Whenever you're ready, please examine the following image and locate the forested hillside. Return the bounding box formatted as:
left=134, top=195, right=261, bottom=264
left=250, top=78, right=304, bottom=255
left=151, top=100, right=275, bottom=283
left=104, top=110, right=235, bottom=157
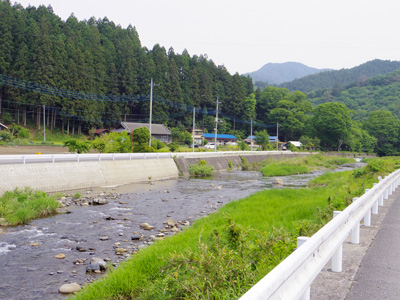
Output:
left=307, top=69, right=400, bottom=120
left=279, top=59, right=400, bottom=93
left=0, top=1, right=255, bottom=134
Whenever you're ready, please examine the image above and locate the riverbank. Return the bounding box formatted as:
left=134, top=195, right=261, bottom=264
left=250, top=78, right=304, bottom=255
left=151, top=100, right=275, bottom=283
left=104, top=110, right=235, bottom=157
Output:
left=71, top=159, right=390, bottom=299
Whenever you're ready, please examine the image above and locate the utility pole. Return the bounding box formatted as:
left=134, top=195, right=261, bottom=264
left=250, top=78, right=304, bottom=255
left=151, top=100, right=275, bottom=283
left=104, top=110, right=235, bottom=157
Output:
left=250, top=118, right=253, bottom=151
left=192, top=107, right=196, bottom=153
left=148, top=78, right=159, bottom=147
left=43, top=105, right=46, bottom=142
left=214, top=98, right=222, bottom=152
left=276, top=122, right=279, bottom=151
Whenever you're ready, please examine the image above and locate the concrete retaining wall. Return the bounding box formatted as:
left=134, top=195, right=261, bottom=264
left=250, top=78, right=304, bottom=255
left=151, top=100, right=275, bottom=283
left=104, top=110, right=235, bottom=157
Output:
left=174, top=152, right=313, bottom=176
left=0, top=159, right=179, bottom=195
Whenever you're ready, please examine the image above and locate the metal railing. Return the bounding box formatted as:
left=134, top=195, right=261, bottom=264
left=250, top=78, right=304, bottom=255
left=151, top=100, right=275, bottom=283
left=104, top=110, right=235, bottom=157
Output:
left=239, top=169, right=400, bottom=300
left=0, top=151, right=310, bottom=165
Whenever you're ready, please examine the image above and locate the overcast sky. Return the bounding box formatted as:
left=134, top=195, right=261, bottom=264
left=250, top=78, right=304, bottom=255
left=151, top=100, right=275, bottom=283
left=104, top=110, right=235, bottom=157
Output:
left=16, top=0, right=400, bottom=75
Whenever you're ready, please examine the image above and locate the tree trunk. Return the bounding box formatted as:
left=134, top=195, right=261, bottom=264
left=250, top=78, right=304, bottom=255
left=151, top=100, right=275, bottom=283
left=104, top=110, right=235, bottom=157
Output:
left=72, top=120, right=75, bottom=135
left=23, top=108, right=26, bottom=127
left=62, top=119, right=64, bottom=134
left=0, top=92, right=2, bottom=115
left=67, top=119, right=69, bottom=135
left=37, top=107, right=41, bottom=129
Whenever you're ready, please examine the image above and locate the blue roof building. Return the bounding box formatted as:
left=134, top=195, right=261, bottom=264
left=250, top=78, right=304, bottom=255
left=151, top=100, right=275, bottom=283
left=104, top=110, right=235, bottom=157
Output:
left=203, top=133, right=237, bottom=145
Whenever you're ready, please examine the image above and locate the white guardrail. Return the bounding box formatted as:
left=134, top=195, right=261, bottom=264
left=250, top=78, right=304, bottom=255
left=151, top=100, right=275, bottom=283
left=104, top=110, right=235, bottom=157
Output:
left=0, top=151, right=305, bottom=165
left=240, top=168, right=400, bottom=300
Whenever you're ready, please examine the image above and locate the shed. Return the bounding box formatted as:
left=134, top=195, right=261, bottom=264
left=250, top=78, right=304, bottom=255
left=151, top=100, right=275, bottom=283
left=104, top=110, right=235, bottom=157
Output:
left=113, top=122, right=172, bottom=143
left=94, top=129, right=110, bottom=137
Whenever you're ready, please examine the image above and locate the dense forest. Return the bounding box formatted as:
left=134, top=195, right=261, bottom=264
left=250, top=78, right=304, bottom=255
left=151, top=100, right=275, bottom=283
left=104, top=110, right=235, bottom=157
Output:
left=307, top=69, right=400, bottom=121
left=279, top=59, right=400, bottom=93
left=0, top=1, right=256, bottom=135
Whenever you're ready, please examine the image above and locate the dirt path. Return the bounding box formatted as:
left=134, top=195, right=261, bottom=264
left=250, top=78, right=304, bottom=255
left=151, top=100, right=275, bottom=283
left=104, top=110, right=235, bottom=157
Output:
left=0, top=145, right=69, bottom=155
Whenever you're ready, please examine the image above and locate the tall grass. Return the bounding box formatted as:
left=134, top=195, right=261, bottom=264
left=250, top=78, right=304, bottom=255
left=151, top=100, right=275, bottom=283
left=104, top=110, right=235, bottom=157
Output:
left=0, top=188, right=59, bottom=226
left=260, top=154, right=356, bottom=177
left=71, top=156, right=397, bottom=300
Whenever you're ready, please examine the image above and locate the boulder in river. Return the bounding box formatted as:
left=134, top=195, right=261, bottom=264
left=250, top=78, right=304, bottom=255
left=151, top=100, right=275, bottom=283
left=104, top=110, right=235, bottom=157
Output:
left=92, top=198, right=107, bottom=205
left=54, top=253, right=66, bottom=259
left=272, top=178, right=284, bottom=185
left=86, top=257, right=107, bottom=273
left=140, top=223, right=155, bottom=230
left=59, top=283, right=81, bottom=294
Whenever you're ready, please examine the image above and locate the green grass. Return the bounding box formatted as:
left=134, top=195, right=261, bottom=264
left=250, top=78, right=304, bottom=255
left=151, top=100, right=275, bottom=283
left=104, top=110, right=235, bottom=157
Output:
left=0, top=188, right=59, bottom=226
left=72, top=157, right=395, bottom=299
left=260, top=154, right=356, bottom=177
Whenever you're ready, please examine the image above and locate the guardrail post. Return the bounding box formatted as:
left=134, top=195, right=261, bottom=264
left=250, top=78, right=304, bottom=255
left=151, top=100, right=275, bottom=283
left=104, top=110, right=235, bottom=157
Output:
left=77, top=153, right=80, bottom=162
left=23, top=155, right=26, bottom=164
left=297, top=237, right=310, bottom=300
left=372, top=184, right=379, bottom=215
left=52, top=155, right=55, bottom=163
left=384, top=187, right=389, bottom=200
left=351, top=198, right=360, bottom=244
left=332, top=211, right=343, bottom=272
left=98, top=154, right=101, bottom=161
left=362, top=189, right=371, bottom=226
left=144, top=153, right=146, bottom=160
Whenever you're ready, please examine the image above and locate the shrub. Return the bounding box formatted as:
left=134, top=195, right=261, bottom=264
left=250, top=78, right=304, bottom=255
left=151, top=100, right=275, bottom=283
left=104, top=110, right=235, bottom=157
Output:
left=168, top=143, right=179, bottom=152
left=241, top=157, right=251, bottom=170
left=63, top=138, right=91, bottom=153
left=188, top=160, right=214, bottom=176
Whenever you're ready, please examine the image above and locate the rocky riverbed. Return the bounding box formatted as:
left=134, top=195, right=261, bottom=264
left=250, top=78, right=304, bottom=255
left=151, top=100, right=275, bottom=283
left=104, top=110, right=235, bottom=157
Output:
left=0, top=166, right=360, bottom=300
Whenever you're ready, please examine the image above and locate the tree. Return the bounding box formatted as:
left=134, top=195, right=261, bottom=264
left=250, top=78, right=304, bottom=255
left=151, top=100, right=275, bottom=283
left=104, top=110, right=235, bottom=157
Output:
left=255, top=130, right=270, bottom=150
left=363, top=110, right=400, bottom=156
left=132, top=127, right=150, bottom=145
left=311, top=103, right=352, bottom=151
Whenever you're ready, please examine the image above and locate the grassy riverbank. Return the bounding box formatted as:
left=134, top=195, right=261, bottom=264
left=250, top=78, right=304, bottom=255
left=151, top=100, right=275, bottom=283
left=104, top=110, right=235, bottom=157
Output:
left=260, top=154, right=356, bottom=176
left=72, top=157, right=398, bottom=299
left=0, top=188, right=59, bottom=226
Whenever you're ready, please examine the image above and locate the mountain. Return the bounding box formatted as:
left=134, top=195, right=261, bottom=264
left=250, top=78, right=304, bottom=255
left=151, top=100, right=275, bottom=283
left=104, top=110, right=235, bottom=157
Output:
left=244, top=62, right=329, bottom=85
left=307, top=68, right=400, bottom=121
left=279, top=59, right=400, bottom=93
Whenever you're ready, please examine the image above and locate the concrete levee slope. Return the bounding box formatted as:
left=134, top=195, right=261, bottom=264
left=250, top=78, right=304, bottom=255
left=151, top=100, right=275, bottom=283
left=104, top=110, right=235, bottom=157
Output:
left=0, top=159, right=179, bottom=195
left=174, top=152, right=313, bottom=176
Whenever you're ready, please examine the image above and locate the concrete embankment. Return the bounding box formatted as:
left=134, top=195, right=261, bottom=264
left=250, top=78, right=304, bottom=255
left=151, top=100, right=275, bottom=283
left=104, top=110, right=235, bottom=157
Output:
left=174, top=152, right=313, bottom=176
left=0, top=159, right=179, bottom=195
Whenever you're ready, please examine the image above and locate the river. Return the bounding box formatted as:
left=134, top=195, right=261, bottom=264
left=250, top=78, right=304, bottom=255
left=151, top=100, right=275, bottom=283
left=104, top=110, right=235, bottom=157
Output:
left=0, top=166, right=359, bottom=300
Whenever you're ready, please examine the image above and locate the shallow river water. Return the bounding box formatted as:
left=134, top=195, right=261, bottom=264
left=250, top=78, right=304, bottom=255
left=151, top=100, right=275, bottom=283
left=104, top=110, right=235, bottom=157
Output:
left=0, top=167, right=358, bottom=300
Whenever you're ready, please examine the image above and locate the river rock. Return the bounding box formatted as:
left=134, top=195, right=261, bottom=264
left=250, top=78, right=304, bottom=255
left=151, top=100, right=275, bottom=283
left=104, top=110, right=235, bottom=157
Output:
left=115, top=247, right=128, bottom=255
left=92, top=198, right=107, bottom=205
left=131, top=234, right=142, bottom=241
left=100, top=236, right=109, bottom=241
left=86, top=257, right=107, bottom=273
left=54, top=253, right=66, bottom=259
left=182, top=221, right=190, bottom=226
left=59, top=283, right=81, bottom=294
left=140, top=223, right=155, bottom=230
left=165, top=219, right=178, bottom=227
left=272, top=178, right=284, bottom=185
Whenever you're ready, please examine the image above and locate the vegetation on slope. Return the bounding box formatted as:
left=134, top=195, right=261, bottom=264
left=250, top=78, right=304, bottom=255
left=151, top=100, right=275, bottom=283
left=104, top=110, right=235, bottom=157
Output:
left=260, top=154, right=355, bottom=177
left=72, top=157, right=398, bottom=299
left=0, top=188, right=59, bottom=226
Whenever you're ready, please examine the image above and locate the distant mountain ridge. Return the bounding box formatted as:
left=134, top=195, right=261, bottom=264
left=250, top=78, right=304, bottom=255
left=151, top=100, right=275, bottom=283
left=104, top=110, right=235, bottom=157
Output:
left=244, top=62, right=330, bottom=85
left=279, top=59, right=400, bottom=92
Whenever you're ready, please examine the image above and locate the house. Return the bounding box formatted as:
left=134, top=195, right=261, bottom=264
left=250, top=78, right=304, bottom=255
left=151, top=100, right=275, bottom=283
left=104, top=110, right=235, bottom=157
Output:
left=203, top=133, right=237, bottom=145
left=112, top=122, right=172, bottom=143
left=0, top=123, right=8, bottom=131
left=283, top=141, right=303, bottom=150
left=94, top=129, right=110, bottom=137
left=187, top=127, right=204, bottom=145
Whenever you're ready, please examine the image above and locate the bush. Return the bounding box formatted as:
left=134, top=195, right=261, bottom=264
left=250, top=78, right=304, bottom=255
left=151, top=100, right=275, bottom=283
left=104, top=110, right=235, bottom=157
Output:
left=188, top=160, right=214, bottom=176
left=168, top=143, right=179, bottom=152
left=63, top=138, right=91, bottom=153
left=0, top=188, right=59, bottom=226
left=132, top=145, right=156, bottom=153
left=151, top=138, right=166, bottom=150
